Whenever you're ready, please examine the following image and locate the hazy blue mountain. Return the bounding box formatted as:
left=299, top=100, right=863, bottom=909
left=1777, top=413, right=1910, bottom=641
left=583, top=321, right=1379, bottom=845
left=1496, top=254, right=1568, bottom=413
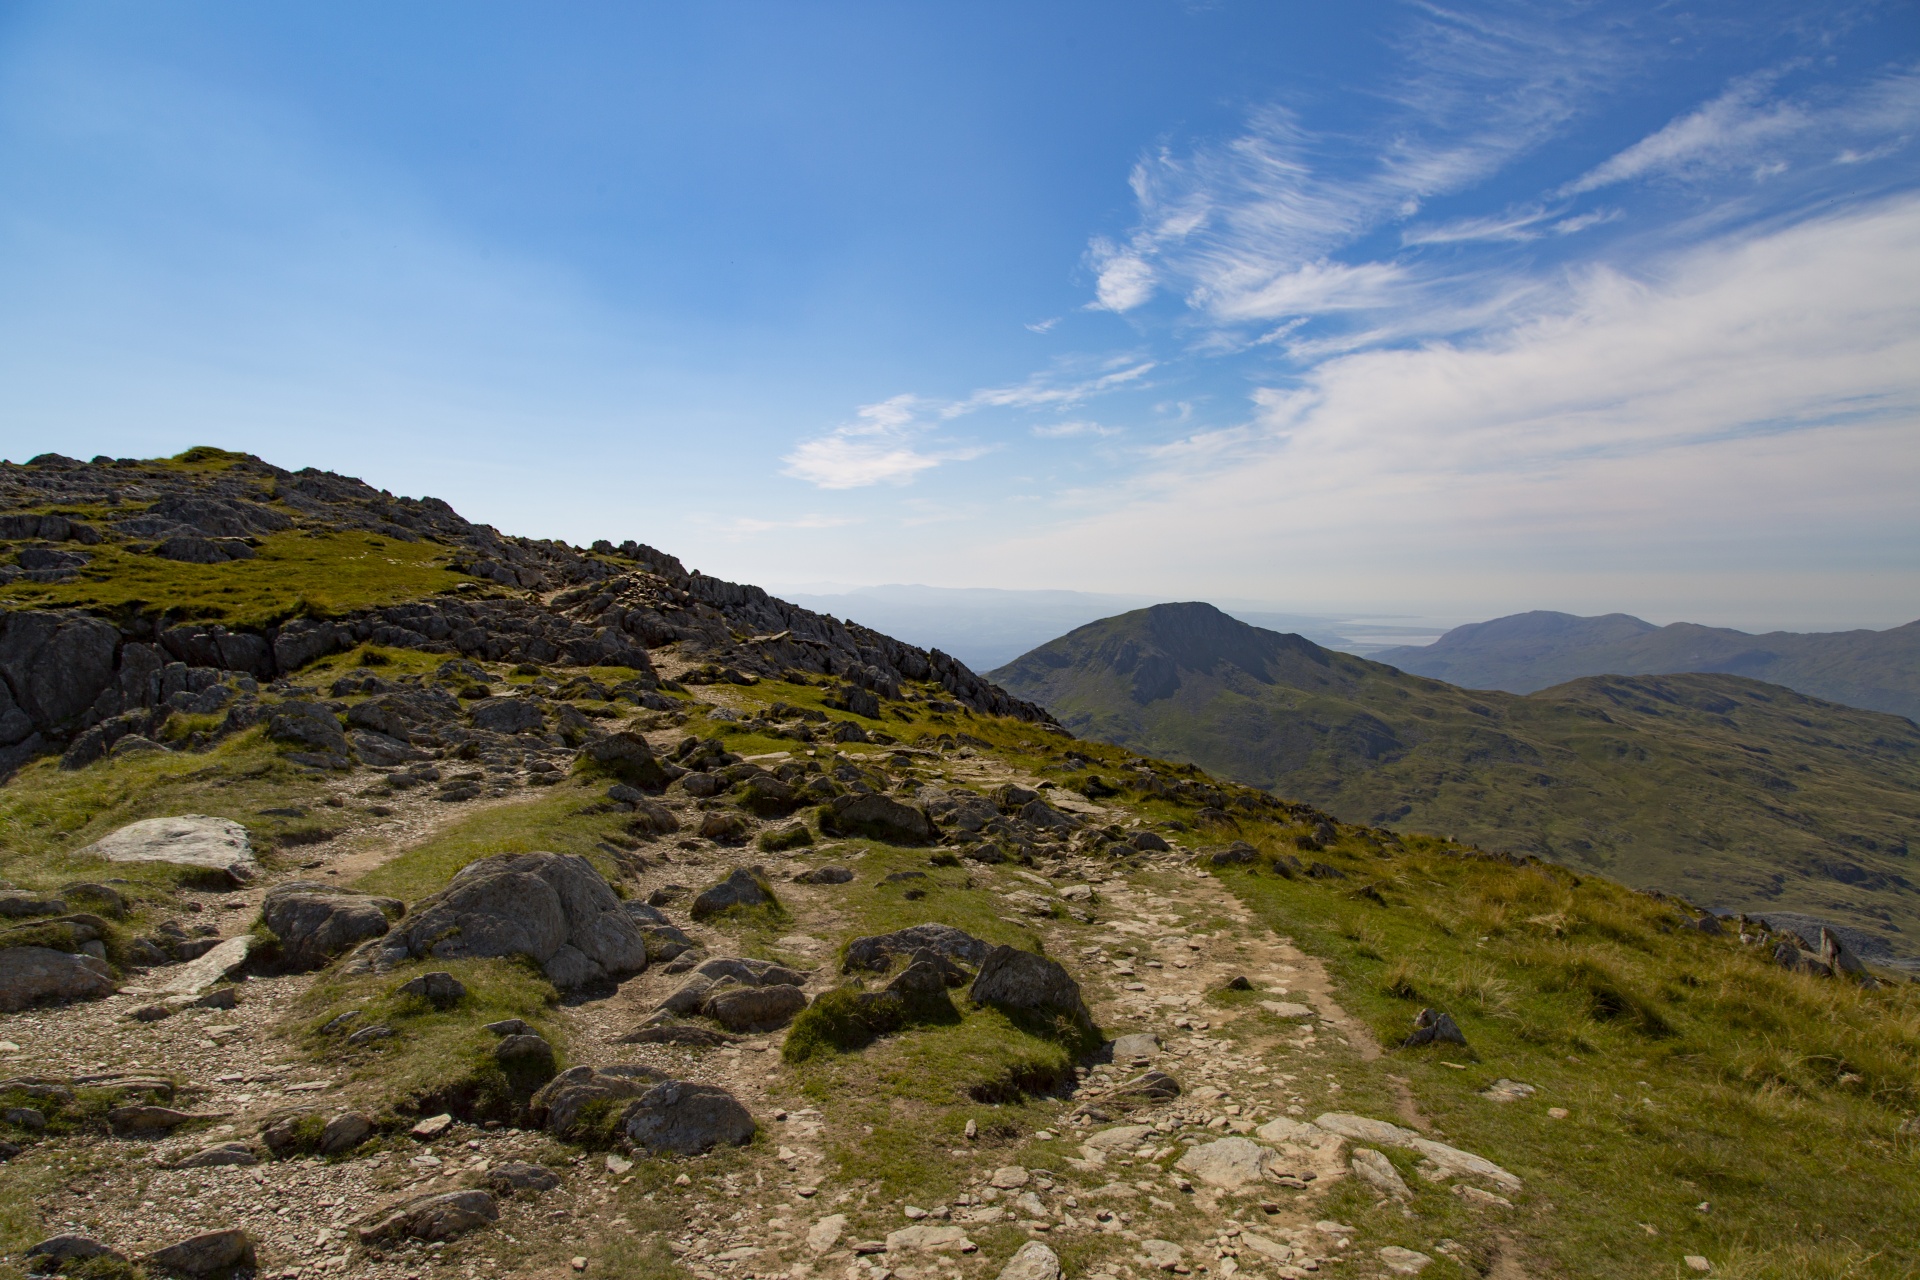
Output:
left=992, top=601, right=1920, bottom=958
left=1374, top=611, right=1920, bottom=719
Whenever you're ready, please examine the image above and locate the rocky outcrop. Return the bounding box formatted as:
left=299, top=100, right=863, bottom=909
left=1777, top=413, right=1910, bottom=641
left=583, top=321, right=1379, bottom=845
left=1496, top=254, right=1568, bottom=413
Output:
left=844, top=924, right=991, bottom=975
left=261, top=882, right=403, bottom=970
left=0, top=946, right=115, bottom=1011
left=348, top=852, right=647, bottom=988
left=820, top=793, right=936, bottom=845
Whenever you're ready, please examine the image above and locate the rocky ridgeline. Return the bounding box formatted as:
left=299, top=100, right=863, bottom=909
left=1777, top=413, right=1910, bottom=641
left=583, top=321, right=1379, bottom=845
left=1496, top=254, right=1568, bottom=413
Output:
left=0, top=450, right=1048, bottom=775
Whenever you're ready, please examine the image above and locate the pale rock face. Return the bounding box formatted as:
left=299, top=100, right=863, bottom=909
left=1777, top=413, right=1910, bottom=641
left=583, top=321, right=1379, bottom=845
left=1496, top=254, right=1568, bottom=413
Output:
left=807, top=1214, right=848, bottom=1253
left=1350, top=1147, right=1412, bottom=1199
left=995, top=1241, right=1061, bottom=1280
left=1173, top=1137, right=1273, bottom=1188
left=82, top=815, right=257, bottom=882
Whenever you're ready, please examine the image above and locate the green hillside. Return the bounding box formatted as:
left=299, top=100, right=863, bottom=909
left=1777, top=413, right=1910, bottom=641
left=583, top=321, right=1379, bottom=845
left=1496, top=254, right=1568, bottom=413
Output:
left=993, top=602, right=1920, bottom=959
left=1374, top=610, right=1920, bottom=719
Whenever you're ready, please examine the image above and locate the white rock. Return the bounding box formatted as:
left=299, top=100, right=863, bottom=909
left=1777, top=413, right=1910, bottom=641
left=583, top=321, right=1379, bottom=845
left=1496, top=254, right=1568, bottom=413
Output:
left=156, top=937, right=254, bottom=997
left=1253, top=1116, right=1323, bottom=1144
left=884, top=1225, right=973, bottom=1253
left=1313, top=1113, right=1419, bottom=1146
left=995, top=1240, right=1061, bottom=1280
left=1314, top=1113, right=1523, bottom=1191
left=82, top=815, right=257, bottom=881
left=1350, top=1148, right=1410, bottom=1200
left=990, top=1165, right=1030, bottom=1188
left=1140, top=1239, right=1183, bottom=1270
left=807, top=1214, right=847, bottom=1253
left=1378, top=1245, right=1433, bottom=1274
left=1684, top=1257, right=1712, bottom=1273
left=1238, top=1233, right=1292, bottom=1263
left=1173, top=1137, right=1271, bottom=1188
left=1407, top=1137, right=1522, bottom=1191
left=1083, top=1125, right=1154, bottom=1153
left=1259, top=1001, right=1315, bottom=1019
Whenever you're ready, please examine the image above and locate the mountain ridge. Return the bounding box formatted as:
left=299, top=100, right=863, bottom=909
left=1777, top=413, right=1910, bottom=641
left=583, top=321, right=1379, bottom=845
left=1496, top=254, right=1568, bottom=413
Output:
left=1374, top=608, right=1920, bottom=719
left=992, top=601, right=1920, bottom=957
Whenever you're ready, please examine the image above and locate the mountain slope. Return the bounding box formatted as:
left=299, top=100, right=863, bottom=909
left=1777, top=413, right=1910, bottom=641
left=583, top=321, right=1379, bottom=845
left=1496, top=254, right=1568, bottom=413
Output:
left=1, top=451, right=1917, bottom=1279
left=1374, top=609, right=1920, bottom=718
left=993, top=602, right=1920, bottom=956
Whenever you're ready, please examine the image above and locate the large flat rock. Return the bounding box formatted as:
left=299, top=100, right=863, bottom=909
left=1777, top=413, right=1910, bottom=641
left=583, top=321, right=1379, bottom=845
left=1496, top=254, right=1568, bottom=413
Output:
left=81, top=816, right=257, bottom=882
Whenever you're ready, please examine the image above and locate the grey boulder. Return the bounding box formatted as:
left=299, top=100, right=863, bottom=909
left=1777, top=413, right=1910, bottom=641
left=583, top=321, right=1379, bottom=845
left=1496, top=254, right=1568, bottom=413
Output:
left=844, top=924, right=990, bottom=975
left=0, top=946, right=114, bottom=1012
left=969, top=945, right=1091, bottom=1027
left=529, top=1064, right=668, bottom=1137
left=261, top=882, right=403, bottom=970
left=690, top=867, right=778, bottom=920
left=26, top=1234, right=122, bottom=1269
left=623, top=1079, right=756, bottom=1155
left=350, top=852, right=648, bottom=988
left=471, top=698, right=546, bottom=735
left=703, top=983, right=808, bottom=1033
left=821, top=793, right=935, bottom=845
left=356, top=1190, right=498, bottom=1243
left=146, top=1228, right=255, bottom=1275
left=0, top=610, right=118, bottom=730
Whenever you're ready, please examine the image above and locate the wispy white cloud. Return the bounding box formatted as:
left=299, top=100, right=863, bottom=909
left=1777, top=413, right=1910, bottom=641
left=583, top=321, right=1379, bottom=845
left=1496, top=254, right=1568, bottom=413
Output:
left=1086, top=6, right=1634, bottom=328
left=781, top=395, right=989, bottom=489
left=1031, top=420, right=1119, bottom=439
left=1563, top=63, right=1920, bottom=194
left=1024, top=316, right=1060, bottom=334
left=981, top=196, right=1920, bottom=608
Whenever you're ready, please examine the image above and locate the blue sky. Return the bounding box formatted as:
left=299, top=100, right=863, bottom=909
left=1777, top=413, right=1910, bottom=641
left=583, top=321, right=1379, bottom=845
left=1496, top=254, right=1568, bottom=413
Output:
left=2, top=1, right=1916, bottom=629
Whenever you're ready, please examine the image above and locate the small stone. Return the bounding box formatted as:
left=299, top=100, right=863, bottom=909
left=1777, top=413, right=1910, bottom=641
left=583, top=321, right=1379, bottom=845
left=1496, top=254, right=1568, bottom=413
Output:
left=904, top=1205, right=929, bottom=1220
left=1547, top=1107, right=1569, bottom=1119
left=318, top=1111, right=374, bottom=1156
left=397, top=971, right=467, bottom=1008
left=606, top=1154, right=634, bottom=1175
left=1378, top=1246, right=1433, bottom=1274
left=991, top=1166, right=1030, bottom=1189
left=484, top=1018, right=534, bottom=1037
left=674, top=1173, right=692, bottom=1185
left=1478, top=1079, right=1536, bottom=1103
left=346, top=1024, right=394, bottom=1046
left=1402, top=1008, right=1467, bottom=1048
left=572, top=1256, right=589, bottom=1271
left=964, top=1119, right=978, bottom=1140
left=1685, top=1259, right=1712, bottom=1273
left=411, top=1113, right=455, bottom=1140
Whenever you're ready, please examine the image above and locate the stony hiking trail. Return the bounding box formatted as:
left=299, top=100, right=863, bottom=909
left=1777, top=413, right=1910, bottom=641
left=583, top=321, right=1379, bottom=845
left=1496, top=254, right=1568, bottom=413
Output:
left=2, top=691, right=1540, bottom=1280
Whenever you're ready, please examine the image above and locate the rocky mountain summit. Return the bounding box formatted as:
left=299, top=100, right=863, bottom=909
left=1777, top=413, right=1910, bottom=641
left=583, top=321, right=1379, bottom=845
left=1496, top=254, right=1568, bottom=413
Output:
left=0, top=448, right=1046, bottom=777
left=0, top=449, right=1913, bottom=1280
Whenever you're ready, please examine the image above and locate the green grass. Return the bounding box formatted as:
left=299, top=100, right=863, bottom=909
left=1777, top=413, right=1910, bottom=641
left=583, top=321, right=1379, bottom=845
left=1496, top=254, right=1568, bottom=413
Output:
left=347, top=779, right=636, bottom=901
left=1199, top=824, right=1920, bottom=1279
left=0, top=527, right=483, bottom=627
left=0, top=728, right=339, bottom=895
left=293, top=954, right=563, bottom=1123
